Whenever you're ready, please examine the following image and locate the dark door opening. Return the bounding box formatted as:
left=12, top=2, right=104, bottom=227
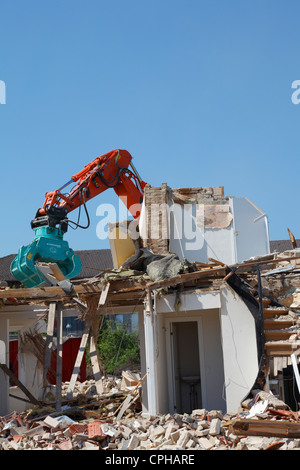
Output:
left=171, top=321, right=202, bottom=414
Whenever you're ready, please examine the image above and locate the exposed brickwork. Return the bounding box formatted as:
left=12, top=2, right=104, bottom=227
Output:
left=141, top=183, right=227, bottom=254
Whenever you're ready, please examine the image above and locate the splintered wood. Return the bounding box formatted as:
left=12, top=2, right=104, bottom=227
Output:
left=67, top=295, right=104, bottom=399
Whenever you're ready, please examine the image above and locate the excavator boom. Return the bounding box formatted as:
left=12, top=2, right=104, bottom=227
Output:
left=11, top=149, right=147, bottom=287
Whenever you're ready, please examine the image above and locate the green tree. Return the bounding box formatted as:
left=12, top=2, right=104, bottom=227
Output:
left=97, top=319, right=140, bottom=375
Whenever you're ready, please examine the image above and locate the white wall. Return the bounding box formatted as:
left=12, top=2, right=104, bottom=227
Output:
left=154, top=291, right=226, bottom=414
left=230, top=197, right=270, bottom=262
left=140, top=287, right=260, bottom=416
left=220, top=285, right=259, bottom=413
left=0, top=318, right=9, bottom=415
left=167, top=197, right=269, bottom=265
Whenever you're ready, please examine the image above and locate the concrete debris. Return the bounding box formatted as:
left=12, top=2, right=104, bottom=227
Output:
left=1, top=387, right=300, bottom=450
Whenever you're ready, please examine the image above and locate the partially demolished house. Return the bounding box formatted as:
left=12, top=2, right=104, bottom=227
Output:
left=0, top=183, right=300, bottom=424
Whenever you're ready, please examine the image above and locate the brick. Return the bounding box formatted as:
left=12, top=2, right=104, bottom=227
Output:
left=139, top=439, right=153, bottom=450
left=88, top=421, right=105, bottom=439
left=186, top=439, right=196, bottom=449
left=41, top=432, right=53, bottom=440
left=198, top=437, right=214, bottom=450
left=170, top=430, right=181, bottom=443
left=150, top=425, right=165, bottom=438
left=68, top=423, right=88, bottom=435
left=165, top=422, right=177, bottom=440
left=24, top=425, right=45, bottom=437
left=43, top=416, right=61, bottom=428
left=82, top=441, right=100, bottom=450
left=57, top=438, right=73, bottom=450
left=127, top=434, right=140, bottom=450
left=209, top=418, right=222, bottom=436
left=177, top=430, right=191, bottom=449
left=195, top=428, right=209, bottom=437
left=8, top=440, right=20, bottom=450
left=120, top=425, right=132, bottom=440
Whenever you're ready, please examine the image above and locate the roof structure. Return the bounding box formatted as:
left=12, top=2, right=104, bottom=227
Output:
left=0, top=240, right=296, bottom=284
left=270, top=239, right=299, bottom=253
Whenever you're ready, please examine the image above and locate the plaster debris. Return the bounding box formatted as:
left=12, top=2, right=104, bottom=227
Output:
left=1, top=388, right=300, bottom=450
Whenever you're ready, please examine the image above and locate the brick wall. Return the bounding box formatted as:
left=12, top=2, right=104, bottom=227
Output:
left=141, top=184, right=227, bottom=254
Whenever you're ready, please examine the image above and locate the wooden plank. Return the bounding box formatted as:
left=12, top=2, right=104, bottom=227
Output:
left=230, top=418, right=300, bottom=438
left=43, top=302, right=56, bottom=389
left=288, top=228, right=297, bottom=249
left=116, top=395, right=132, bottom=420
left=233, top=255, right=300, bottom=271
left=3, top=254, right=300, bottom=302
left=147, top=265, right=227, bottom=291
left=264, top=320, right=295, bottom=330
left=56, top=302, right=63, bottom=412
left=263, top=308, right=289, bottom=319
left=265, top=341, right=300, bottom=356
left=98, top=282, right=110, bottom=306
left=0, top=363, right=40, bottom=406
left=115, top=373, right=147, bottom=419
left=89, top=330, right=103, bottom=396
left=47, top=263, right=67, bottom=281
left=0, top=278, right=147, bottom=301
left=66, top=322, right=90, bottom=399
left=208, top=258, right=227, bottom=266
left=264, top=331, right=294, bottom=341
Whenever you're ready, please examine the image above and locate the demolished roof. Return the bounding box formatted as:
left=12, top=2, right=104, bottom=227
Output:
left=0, top=249, right=113, bottom=284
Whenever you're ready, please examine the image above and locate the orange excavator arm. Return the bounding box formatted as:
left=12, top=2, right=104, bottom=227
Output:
left=33, top=149, right=147, bottom=232
left=11, top=149, right=148, bottom=288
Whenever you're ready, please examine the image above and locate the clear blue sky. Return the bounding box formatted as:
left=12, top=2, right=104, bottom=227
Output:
left=0, top=0, right=299, bottom=258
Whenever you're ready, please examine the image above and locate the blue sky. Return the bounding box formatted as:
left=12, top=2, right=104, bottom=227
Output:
left=0, top=0, right=300, bottom=258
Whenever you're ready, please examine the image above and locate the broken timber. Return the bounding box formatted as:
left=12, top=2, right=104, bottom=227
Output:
left=2, top=254, right=299, bottom=303
left=43, top=302, right=56, bottom=389
left=230, top=418, right=300, bottom=439
left=0, top=364, right=40, bottom=406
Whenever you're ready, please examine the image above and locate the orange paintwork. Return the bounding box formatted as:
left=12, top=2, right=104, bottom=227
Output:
left=39, top=149, right=146, bottom=219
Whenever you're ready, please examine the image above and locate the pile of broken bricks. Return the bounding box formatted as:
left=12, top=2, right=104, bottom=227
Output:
left=1, top=388, right=300, bottom=450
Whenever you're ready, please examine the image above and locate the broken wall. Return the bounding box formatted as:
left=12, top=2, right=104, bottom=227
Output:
left=139, top=184, right=270, bottom=265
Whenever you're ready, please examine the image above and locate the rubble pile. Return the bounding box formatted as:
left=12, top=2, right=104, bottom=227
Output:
left=1, top=387, right=300, bottom=450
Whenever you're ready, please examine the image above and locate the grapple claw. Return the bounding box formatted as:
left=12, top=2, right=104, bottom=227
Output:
left=11, top=226, right=81, bottom=288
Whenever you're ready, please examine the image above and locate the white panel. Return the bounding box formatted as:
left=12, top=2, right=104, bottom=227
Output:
left=231, top=197, right=270, bottom=262
left=144, top=300, right=158, bottom=417
left=156, top=291, right=221, bottom=313
left=168, top=202, right=235, bottom=265
left=0, top=318, right=9, bottom=415
left=220, top=285, right=259, bottom=413
left=168, top=197, right=269, bottom=266
left=0, top=340, right=5, bottom=364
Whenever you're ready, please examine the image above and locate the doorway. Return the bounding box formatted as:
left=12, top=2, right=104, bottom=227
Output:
left=169, top=320, right=202, bottom=414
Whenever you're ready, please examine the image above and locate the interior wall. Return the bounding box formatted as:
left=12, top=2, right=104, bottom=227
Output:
left=230, top=197, right=270, bottom=262
left=154, top=197, right=269, bottom=265
left=168, top=202, right=235, bottom=265
left=220, top=285, right=259, bottom=413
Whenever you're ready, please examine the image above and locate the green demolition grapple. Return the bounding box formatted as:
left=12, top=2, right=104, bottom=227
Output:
left=11, top=207, right=82, bottom=288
